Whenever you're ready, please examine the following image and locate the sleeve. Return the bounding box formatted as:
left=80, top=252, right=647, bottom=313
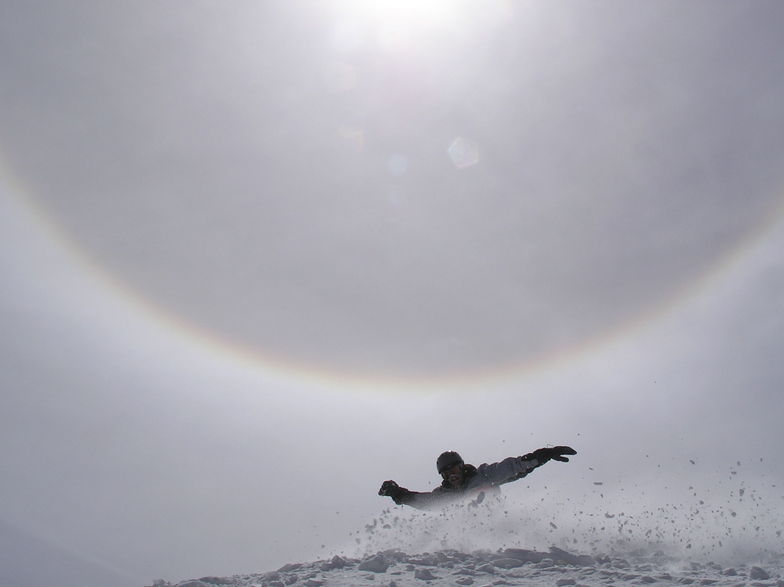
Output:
left=392, top=487, right=454, bottom=510
left=475, top=456, right=541, bottom=486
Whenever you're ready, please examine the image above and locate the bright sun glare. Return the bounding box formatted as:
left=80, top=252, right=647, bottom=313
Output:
left=341, top=0, right=455, bottom=24
left=329, top=0, right=516, bottom=54
left=331, top=0, right=473, bottom=48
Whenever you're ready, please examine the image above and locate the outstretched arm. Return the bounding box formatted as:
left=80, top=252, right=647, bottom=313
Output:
left=478, top=446, right=577, bottom=485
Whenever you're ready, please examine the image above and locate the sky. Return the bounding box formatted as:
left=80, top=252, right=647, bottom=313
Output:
left=1, top=1, right=784, bottom=586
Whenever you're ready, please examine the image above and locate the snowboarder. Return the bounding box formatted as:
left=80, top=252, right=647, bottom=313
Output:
left=378, top=446, right=576, bottom=510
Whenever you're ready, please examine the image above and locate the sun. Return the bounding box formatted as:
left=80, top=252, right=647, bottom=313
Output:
left=334, top=0, right=455, bottom=23
left=329, top=0, right=472, bottom=51
left=360, top=0, right=455, bottom=24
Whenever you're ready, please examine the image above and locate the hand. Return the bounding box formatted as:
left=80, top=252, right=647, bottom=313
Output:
left=548, top=446, right=577, bottom=462
left=538, top=446, right=577, bottom=462
left=525, top=446, right=577, bottom=464
left=379, top=480, right=400, bottom=497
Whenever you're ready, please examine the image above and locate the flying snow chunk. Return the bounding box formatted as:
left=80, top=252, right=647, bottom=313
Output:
left=448, top=136, right=480, bottom=168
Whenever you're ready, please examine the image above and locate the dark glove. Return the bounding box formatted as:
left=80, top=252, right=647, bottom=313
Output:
left=379, top=480, right=413, bottom=505
left=379, top=480, right=402, bottom=498
left=524, top=446, right=577, bottom=465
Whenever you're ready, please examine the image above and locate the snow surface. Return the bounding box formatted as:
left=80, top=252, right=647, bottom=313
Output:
left=154, top=469, right=784, bottom=587
left=149, top=547, right=784, bottom=587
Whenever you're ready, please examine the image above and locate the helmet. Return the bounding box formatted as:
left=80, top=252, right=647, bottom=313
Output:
left=436, top=451, right=464, bottom=474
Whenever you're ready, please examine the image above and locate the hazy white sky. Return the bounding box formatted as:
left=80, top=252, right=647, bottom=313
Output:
left=1, top=2, right=784, bottom=586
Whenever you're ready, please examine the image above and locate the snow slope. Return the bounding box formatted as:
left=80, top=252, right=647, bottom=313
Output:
left=148, top=546, right=784, bottom=587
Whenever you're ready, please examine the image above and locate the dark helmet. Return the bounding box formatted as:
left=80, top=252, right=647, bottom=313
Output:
left=436, top=451, right=464, bottom=474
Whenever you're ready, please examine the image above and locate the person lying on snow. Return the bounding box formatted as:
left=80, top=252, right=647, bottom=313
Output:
left=378, top=447, right=576, bottom=510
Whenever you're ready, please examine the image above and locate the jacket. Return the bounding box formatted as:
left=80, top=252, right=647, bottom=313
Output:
left=392, top=455, right=541, bottom=510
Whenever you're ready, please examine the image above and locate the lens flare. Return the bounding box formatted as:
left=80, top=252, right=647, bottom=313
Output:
left=448, top=136, right=480, bottom=169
